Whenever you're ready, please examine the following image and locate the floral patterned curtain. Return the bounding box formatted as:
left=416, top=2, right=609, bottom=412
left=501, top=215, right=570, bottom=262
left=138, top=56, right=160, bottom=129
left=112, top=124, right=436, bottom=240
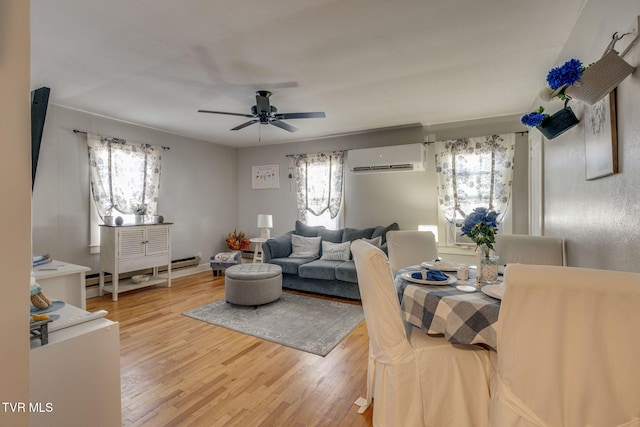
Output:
left=292, top=151, right=345, bottom=220
left=87, top=133, right=162, bottom=219
left=434, top=133, right=515, bottom=223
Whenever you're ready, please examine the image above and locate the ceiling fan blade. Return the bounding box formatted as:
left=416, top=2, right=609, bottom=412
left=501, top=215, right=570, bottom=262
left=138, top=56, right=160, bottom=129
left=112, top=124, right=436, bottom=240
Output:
left=275, top=112, right=326, bottom=120
left=231, top=120, right=259, bottom=130
left=198, top=109, right=254, bottom=118
left=270, top=119, right=299, bottom=133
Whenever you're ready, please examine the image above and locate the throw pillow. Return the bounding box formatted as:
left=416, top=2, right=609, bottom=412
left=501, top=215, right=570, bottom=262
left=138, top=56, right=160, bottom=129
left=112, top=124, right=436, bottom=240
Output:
left=320, top=241, right=351, bottom=261
left=289, top=234, right=321, bottom=258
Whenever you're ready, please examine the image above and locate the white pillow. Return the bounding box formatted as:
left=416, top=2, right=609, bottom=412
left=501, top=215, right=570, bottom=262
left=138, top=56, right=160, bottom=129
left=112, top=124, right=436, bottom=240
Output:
left=289, top=234, right=321, bottom=258
left=320, top=241, right=351, bottom=261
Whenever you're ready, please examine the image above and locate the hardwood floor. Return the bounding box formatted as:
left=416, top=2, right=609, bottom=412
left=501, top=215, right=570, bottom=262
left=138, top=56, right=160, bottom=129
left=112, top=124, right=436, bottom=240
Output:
left=86, top=271, right=373, bottom=426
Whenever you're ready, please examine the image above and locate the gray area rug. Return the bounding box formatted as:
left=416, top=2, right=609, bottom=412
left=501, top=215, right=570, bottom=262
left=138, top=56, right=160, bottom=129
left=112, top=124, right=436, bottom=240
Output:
left=183, top=293, right=364, bottom=356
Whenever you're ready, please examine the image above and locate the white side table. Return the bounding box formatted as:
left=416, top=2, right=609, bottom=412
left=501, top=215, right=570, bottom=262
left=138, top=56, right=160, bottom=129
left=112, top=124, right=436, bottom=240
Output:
left=249, top=238, right=267, bottom=263
left=33, top=260, right=91, bottom=310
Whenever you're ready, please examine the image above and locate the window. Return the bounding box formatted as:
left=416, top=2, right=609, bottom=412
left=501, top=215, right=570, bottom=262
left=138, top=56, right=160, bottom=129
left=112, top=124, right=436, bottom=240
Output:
left=87, top=133, right=162, bottom=252
left=434, top=134, right=515, bottom=245
left=291, top=151, right=345, bottom=229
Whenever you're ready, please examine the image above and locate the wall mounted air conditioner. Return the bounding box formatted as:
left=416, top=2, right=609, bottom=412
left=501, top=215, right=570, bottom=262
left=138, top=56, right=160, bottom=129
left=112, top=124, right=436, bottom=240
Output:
left=348, top=143, right=427, bottom=173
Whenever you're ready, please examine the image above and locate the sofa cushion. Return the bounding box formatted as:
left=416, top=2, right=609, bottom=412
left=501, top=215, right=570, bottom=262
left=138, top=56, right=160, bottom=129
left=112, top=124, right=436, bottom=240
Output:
left=318, top=227, right=344, bottom=243
left=320, top=241, right=351, bottom=261
left=298, top=259, right=342, bottom=281
left=269, top=257, right=314, bottom=275
left=371, top=222, right=400, bottom=245
left=290, top=234, right=321, bottom=258
left=265, top=231, right=293, bottom=259
left=295, top=220, right=324, bottom=237
left=342, top=227, right=375, bottom=243
left=335, top=261, right=358, bottom=283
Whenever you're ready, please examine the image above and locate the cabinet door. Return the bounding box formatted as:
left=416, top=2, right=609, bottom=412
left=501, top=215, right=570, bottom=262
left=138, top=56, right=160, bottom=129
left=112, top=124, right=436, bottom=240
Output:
left=118, top=227, right=146, bottom=259
left=146, top=226, right=169, bottom=255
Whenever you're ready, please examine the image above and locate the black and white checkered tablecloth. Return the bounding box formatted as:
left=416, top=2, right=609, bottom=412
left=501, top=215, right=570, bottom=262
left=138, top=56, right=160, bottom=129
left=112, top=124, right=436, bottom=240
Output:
left=395, top=266, right=501, bottom=350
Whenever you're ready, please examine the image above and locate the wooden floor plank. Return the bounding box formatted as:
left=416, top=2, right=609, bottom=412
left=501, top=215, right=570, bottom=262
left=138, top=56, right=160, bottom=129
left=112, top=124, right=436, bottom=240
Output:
left=87, top=271, right=373, bottom=426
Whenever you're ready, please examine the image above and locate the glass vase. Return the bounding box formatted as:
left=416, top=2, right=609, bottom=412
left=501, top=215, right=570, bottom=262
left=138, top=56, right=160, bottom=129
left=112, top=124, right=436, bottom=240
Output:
left=479, top=254, right=499, bottom=284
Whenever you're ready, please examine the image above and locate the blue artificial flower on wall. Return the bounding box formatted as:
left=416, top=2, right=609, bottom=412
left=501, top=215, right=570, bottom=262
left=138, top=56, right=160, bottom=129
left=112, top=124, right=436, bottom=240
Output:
left=546, top=58, right=584, bottom=90
left=521, top=107, right=548, bottom=127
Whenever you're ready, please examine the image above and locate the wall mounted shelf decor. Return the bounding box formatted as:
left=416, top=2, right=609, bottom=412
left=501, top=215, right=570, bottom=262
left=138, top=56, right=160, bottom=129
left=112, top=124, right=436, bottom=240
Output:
left=537, top=106, right=580, bottom=140
left=564, top=50, right=634, bottom=105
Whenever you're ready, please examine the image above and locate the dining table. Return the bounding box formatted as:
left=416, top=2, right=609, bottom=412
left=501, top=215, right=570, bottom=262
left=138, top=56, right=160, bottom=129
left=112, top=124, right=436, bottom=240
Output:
left=394, top=264, right=502, bottom=350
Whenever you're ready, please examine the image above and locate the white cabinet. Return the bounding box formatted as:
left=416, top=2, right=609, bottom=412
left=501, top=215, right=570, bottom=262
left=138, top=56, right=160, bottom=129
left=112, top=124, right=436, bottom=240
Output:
left=30, top=305, right=121, bottom=426
left=99, top=223, right=172, bottom=301
left=33, top=261, right=91, bottom=309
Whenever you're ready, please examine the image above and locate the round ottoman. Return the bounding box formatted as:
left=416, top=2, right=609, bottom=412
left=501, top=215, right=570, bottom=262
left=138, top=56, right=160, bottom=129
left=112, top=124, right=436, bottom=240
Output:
left=225, top=263, right=282, bottom=306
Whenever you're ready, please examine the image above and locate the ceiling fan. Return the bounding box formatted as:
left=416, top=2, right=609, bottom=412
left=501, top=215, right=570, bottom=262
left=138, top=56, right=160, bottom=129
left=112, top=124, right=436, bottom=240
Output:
left=198, top=90, right=325, bottom=133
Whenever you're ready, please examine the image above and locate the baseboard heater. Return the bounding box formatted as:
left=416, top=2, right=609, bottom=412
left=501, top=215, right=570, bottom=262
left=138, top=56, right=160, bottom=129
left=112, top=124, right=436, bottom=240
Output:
left=85, top=255, right=201, bottom=287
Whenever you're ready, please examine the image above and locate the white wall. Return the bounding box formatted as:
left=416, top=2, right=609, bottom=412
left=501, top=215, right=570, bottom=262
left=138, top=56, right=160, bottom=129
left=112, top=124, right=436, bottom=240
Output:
left=542, top=0, right=640, bottom=272
left=236, top=118, right=529, bottom=253
left=0, top=1, right=31, bottom=424
left=31, top=105, right=239, bottom=273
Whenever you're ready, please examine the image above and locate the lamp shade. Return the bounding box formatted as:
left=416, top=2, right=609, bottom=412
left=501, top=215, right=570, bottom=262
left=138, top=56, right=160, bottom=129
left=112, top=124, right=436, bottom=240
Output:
left=258, top=214, right=273, bottom=239
left=257, top=214, right=273, bottom=228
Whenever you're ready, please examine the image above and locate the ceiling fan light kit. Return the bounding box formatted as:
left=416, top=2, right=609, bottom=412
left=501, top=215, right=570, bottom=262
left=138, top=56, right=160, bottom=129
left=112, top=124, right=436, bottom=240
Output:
left=198, top=90, right=325, bottom=133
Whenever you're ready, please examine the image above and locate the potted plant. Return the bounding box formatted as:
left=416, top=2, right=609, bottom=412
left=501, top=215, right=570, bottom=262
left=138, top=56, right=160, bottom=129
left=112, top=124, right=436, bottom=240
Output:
left=521, top=103, right=580, bottom=140
left=521, top=58, right=584, bottom=139
left=225, top=229, right=251, bottom=251
left=460, top=207, right=500, bottom=284
left=133, top=204, right=148, bottom=224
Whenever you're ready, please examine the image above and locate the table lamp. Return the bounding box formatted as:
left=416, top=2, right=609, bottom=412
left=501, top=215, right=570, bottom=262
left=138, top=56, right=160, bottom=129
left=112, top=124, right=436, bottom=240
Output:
left=257, top=214, right=273, bottom=239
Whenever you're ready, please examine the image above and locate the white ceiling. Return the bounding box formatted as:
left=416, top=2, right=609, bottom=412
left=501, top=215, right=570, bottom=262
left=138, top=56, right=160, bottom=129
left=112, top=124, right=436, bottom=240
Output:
left=31, top=0, right=587, bottom=147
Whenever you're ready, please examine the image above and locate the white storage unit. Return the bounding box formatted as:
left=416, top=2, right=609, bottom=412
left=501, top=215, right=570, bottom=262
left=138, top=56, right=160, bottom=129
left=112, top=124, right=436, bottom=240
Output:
left=99, top=223, right=172, bottom=301
left=30, top=304, right=121, bottom=427
left=33, top=261, right=91, bottom=309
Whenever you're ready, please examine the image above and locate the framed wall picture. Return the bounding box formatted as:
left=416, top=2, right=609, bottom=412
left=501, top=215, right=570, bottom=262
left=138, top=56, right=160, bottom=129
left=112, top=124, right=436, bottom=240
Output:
left=584, top=89, right=618, bottom=180
left=252, top=164, right=280, bottom=189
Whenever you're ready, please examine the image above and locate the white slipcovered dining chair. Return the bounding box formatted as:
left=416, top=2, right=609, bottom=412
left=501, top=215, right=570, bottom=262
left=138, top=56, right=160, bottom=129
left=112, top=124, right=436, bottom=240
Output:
left=491, top=264, right=640, bottom=426
left=386, top=230, right=438, bottom=275
left=493, top=234, right=566, bottom=266
left=351, top=240, right=494, bottom=427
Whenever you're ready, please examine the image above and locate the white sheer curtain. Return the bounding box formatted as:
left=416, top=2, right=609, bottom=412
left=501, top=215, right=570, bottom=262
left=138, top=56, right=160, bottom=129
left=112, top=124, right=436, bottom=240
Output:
left=434, top=133, right=515, bottom=224
left=88, top=133, right=162, bottom=219
left=292, top=151, right=345, bottom=225
left=87, top=133, right=162, bottom=251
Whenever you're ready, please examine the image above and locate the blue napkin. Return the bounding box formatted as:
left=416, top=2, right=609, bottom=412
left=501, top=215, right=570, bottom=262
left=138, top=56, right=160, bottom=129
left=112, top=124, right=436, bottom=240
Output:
left=427, top=269, right=449, bottom=281
left=411, top=269, right=448, bottom=281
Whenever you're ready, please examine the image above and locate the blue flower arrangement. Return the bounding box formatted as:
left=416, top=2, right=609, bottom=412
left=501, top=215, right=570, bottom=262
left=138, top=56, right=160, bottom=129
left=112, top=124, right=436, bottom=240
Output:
left=461, top=207, right=499, bottom=255
left=546, top=58, right=584, bottom=90
left=521, top=106, right=548, bottom=127
left=522, top=58, right=586, bottom=127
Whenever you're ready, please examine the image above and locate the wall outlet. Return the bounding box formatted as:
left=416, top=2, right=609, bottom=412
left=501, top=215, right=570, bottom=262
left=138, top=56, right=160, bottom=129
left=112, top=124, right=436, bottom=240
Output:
left=196, top=252, right=202, bottom=259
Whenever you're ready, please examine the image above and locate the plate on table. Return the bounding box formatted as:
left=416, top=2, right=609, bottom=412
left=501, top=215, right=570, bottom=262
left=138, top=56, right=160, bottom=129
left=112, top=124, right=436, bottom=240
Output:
left=401, top=271, right=457, bottom=286
left=481, top=284, right=505, bottom=300
left=420, top=261, right=460, bottom=272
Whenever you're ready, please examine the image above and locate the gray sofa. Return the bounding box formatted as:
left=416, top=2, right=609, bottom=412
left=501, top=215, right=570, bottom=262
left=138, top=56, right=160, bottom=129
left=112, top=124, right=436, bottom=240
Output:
left=262, top=220, right=399, bottom=300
